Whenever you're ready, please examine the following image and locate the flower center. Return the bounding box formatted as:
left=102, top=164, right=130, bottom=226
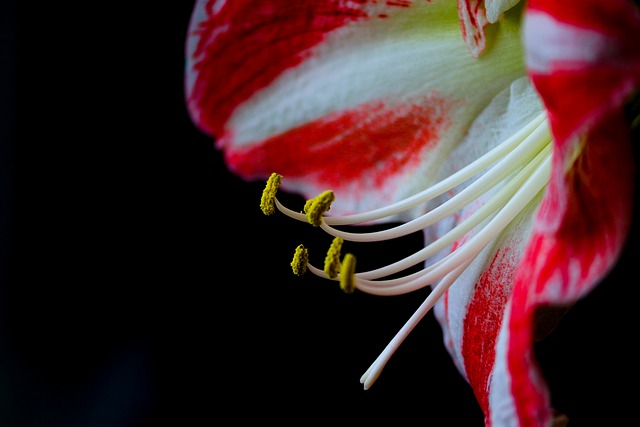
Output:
left=261, top=111, right=553, bottom=389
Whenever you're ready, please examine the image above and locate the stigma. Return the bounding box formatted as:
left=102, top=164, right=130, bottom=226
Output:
left=260, top=112, right=553, bottom=390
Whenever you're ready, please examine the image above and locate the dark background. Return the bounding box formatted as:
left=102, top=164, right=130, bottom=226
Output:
left=2, top=2, right=639, bottom=426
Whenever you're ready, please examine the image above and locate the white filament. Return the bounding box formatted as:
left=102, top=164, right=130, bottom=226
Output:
left=275, top=115, right=553, bottom=391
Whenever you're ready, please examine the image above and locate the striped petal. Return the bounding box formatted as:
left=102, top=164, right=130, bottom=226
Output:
left=524, top=0, right=640, bottom=147
left=500, top=0, right=640, bottom=425
left=427, top=77, right=547, bottom=425
left=435, top=1, right=639, bottom=425
left=457, top=0, right=490, bottom=58
left=458, top=0, right=523, bottom=58
left=185, top=0, right=525, bottom=219
left=505, top=115, right=635, bottom=426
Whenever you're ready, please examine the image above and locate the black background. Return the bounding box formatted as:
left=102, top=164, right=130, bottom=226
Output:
left=2, top=2, right=639, bottom=426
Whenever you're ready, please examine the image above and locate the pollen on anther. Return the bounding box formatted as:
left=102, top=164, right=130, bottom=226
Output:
left=339, top=253, right=357, bottom=294
left=291, top=244, right=309, bottom=276
left=260, top=172, right=283, bottom=216
left=304, top=190, right=335, bottom=226
left=324, top=237, right=344, bottom=279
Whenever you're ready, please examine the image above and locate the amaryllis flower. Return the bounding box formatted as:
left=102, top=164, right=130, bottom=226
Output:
left=184, top=0, right=640, bottom=425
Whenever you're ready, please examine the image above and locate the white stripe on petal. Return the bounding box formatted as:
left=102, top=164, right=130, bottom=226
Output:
left=523, top=11, right=614, bottom=74
left=488, top=302, right=518, bottom=427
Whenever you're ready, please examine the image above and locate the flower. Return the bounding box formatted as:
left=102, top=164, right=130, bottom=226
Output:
left=184, top=0, right=640, bottom=425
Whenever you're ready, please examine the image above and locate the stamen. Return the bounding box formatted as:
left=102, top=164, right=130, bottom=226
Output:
left=356, top=152, right=551, bottom=296
left=266, top=112, right=547, bottom=228
left=325, top=112, right=546, bottom=226
left=304, top=190, right=335, bottom=226
left=260, top=172, right=282, bottom=216
left=319, top=120, right=551, bottom=241
left=354, top=144, right=552, bottom=282
left=260, top=114, right=554, bottom=390
left=360, top=258, right=470, bottom=390
left=339, top=253, right=357, bottom=294
left=294, top=147, right=551, bottom=296
left=356, top=152, right=551, bottom=389
left=291, top=244, right=309, bottom=276
left=324, top=237, right=344, bottom=279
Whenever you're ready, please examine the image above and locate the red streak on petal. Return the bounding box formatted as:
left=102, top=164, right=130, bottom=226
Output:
left=461, top=246, right=518, bottom=423
left=225, top=96, right=454, bottom=193
left=386, top=0, right=412, bottom=6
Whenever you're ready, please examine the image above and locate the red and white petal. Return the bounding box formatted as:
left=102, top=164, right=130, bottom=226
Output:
left=435, top=199, right=542, bottom=426
left=490, top=1, right=640, bottom=424
left=458, top=0, right=523, bottom=57
left=427, top=77, right=546, bottom=424
left=433, top=82, right=635, bottom=426
left=505, top=111, right=635, bottom=427
left=185, top=0, right=526, bottom=218
left=521, top=0, right=639, bottom=298
left=457, top=0, right=489, bottom=58
left=524, top=0, right=640, bottom=147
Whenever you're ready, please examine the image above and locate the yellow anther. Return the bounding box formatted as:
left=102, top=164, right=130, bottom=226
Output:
left=291, top=244, right=309, bottom=276
left=339, top=253, right=357, bottom=294
left=324, top=237, right=344, bottom=279
left=303, top=190, right=335, bottom=226
left=302, top=199, right=313, bottom=215
left=260, top=172, right=283, bottom=216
